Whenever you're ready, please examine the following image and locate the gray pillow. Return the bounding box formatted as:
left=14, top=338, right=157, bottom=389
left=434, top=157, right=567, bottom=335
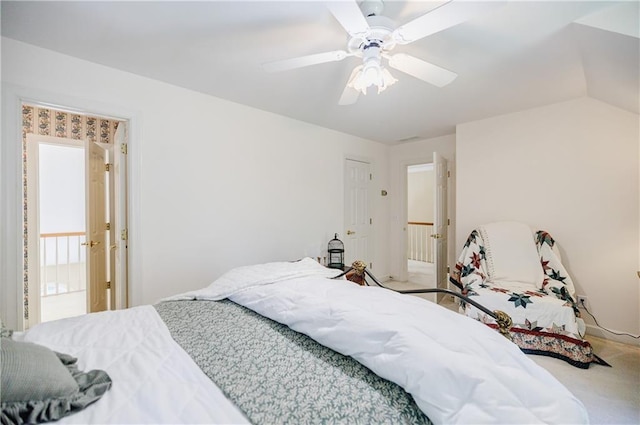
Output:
left=1, top=338, right=112, bottom=424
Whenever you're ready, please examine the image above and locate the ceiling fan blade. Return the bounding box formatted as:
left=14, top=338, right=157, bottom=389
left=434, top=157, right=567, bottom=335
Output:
left=326, top=0, right=370, bottom=37
left=387, top=53, right=457, bottom=87
left=262, top=50, right=350, bottom=72
left=393, top=0, right=504, bottom=44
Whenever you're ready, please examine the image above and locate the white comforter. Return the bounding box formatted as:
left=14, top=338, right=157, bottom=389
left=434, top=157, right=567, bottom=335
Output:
left=18, top=305, right=249, bottom=424
left=167, top=258, right=588, bottom=424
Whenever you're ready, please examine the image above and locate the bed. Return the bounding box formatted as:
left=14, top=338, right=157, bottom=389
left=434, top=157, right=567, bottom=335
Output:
left=3, top=257, right=588, bottom=424
left=451, top=221, right=606, bottom=369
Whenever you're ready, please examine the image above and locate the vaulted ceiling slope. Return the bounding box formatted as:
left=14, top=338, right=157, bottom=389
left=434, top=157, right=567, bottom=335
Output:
left=2, top=1, right=638, bottom=145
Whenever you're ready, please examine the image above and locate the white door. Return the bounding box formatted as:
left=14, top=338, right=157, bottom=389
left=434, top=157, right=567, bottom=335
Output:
left=344, top=159, right=370, bottom=269
left=85, top=140, right=108, bottom=313
left=432, top=152, right=448, bottom=294
left=113, top=123, right=129, bottom=309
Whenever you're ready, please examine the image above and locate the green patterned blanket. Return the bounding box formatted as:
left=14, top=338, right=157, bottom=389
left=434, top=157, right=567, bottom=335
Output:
left=155, top=300, right=431, bottom=425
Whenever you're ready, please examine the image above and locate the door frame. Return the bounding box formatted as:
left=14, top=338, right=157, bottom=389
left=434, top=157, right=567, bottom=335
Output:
left=0, top=84, right=140, bottom=331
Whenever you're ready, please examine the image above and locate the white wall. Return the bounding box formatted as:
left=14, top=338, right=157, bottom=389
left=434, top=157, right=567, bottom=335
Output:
left=388, top=134, right=456, bottom=282
left=456, top=97, right=640, bottom=342
left=1, top=38, right=390, bottom=329
left=407, top=169, right=434, bottom=223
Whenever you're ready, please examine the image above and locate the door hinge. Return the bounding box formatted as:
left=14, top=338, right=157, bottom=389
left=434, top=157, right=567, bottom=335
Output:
left=106, top=281, right=111, bottom=289
left=447, top=218, right=450, bottom=225
left=121, top=229, right=128, bottom=241
left=106, top=222, right=111, bottom=230
left=105, top=163, right=111, bottom=172
left=369, top=218, right=372, bottom=225
left=370, top=173, right=372, bottom=180
left=447, top=171, right=450, bottom=177
left=120, top=143, right=128, bottom=155
left=370, top=262, right=373, bottom=269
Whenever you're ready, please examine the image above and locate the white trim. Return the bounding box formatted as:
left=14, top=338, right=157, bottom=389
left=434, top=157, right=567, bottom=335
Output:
left=408, top=163, right=434, bottom=173
left=1, top=83, right=143, bottom=330
left=1, top=85, right=25, bottom=330
left=27, top=133, right=85, bottom=147
left=585, top=324, right=640, bottom=347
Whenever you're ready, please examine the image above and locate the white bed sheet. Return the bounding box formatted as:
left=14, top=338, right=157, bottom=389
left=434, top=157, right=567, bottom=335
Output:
left=18, top=305, right=249, bottom=424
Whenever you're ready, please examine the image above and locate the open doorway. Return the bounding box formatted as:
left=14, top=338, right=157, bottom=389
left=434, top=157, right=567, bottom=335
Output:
left=406, top=163, right=435, bottom=287
left=26, top=136, right=88, bottom=322
left=22, top=103, right=128, bottom=328
left=387, top=152, right=448, bottom=304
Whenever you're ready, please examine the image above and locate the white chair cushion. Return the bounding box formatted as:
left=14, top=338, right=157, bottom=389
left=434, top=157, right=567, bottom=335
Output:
left=479, top=221, right=545, bottom=286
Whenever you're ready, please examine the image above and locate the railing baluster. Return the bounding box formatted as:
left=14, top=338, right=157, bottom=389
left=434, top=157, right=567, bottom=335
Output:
left=79, top=235, right=84, bottom=291
left=39, top=232, right=86, bottom=297
left=42, top=238, right=47, bottom=296
left=407, top=222, right=434, bottom=264
left=55, top=236, right=59, bottom=295
left=66, top=235, right=70, bottom=292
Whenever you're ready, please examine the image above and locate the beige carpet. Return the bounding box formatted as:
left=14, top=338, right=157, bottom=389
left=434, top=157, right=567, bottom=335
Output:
left=531, top=335, right=640, bottom=424
left=383, top=280, right=640, bottom=424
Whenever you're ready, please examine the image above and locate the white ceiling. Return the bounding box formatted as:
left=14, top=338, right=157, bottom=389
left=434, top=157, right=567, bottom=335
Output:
left=2, top=1, right=638, bottom=145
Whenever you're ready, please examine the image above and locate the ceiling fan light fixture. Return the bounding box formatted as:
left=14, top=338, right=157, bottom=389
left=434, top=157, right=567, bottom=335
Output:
left=378, top=68, right=398, bottom=94
left=349, top=57, right=397, bottom=95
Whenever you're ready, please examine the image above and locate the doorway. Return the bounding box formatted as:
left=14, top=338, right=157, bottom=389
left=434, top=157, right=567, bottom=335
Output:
left=26, top=135, right=88, bottom=323
left=389, top=152, right=448, bottom=303
left=22, top=103, right=128, bottom=328
left=406, top=163, right=435, bottom=286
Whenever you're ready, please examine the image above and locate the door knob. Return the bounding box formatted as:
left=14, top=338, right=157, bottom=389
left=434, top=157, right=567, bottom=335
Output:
left=81, top=240, right=100, bottom=247
left=431, top=234, right=443, bottom=239
left=347, top=230, right=356, bottom=235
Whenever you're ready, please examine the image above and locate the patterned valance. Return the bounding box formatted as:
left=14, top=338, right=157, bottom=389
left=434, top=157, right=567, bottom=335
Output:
left=22, top=105, right=120, bottom=143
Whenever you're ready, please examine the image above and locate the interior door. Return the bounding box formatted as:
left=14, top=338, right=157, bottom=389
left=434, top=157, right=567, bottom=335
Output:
left=25, top=136, right=42, bottom=327
left=113, top=122, right=128, bottom=309
left=344, top=159, right=370, bottom=268
left=85, top=140, right=108, bottom=313
left=432, top=152, right=448, bottom=297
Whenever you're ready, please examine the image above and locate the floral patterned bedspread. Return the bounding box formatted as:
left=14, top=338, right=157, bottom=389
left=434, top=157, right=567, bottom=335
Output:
left=452, top=229, right=597, bottom=368
left=155, top=300, right=430, bottom=424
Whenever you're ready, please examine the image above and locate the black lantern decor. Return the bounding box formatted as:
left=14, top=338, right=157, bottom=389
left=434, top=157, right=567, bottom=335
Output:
left=327, top=233, right=345, bottom=270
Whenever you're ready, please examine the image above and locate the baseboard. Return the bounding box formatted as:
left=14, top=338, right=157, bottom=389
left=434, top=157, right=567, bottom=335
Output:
left=585, top=324, right=640, bottom=347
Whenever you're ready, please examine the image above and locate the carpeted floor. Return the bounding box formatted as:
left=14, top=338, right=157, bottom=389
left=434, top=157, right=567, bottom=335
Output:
left=530, top=335, right=640, bottom=424
left=386, top=268, right=640, bottom=425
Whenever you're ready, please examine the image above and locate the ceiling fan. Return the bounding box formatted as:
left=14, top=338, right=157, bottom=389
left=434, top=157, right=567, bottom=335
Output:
left=262, top=0, right=502, bottom=105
